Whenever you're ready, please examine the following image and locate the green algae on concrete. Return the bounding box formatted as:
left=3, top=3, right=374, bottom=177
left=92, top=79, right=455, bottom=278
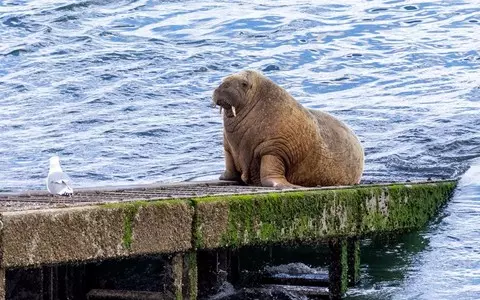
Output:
left=102, top=199, right=194, bottom=255
left=0, top=180, right=456, bottom=268
left=193, top=189, right=366, bottom=249
left=0, top=214, right=4, bottom=300
left=186, top=251, right=198, bottom=300
left=192, top=181, right=456, bottom=249
left=0, top=180, right=457, bottom=300
left=102, top=200, right=150, bottom=250
left=328, top=238, right=348, bottom=298
left=1, top=199, right=193, bottom=268
left=1, top=206, right=126, bottom=268
left=122, top=203, right=139, bottom=250
left=192, top=199, right=230, bottom=249
left=360, top=181, right=457, bottom=233
left=171, top=254, right=184, bottom=300
left=347, top=237, right=360, bottom=286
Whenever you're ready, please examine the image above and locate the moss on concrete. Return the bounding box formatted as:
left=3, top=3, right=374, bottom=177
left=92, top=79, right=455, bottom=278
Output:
left=347, top=238, right=360, bottom=286
left=170, top=254, right=183, bottom=300
left=328, top=238, right=348, bottom=297
left=101, top=199, right=190, bottom=252
left=193, top=181, right=457, bottom=249
left=0, top=181, right=456, bottom=268
left=194, top=188, right=369, bottom=248
left=102, top=201, right=148, bottom=250
left=360, top=181, right=457, bottom=233
left=2, top=198, right=193, bottom=268
left=2, top=206, right=126, bottom=267
left=186, top=252, right=198, bottom=300
left=123, top=204, right=137, bottom=250
left=341, top=239, right=348, bottom=294
left=191, top=199, right=229, bottom=249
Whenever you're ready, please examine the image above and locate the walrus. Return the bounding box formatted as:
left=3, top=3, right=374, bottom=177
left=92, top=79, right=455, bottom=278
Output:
left=212, top=70, right=364, bottom=188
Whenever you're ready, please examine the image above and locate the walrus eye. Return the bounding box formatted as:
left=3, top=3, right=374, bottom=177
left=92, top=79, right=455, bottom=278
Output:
left=241, top=81, right=249, bottom=89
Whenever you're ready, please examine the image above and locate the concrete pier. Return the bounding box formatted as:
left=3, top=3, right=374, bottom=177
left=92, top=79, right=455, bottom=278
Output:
left=0, top=180, right=456, bottom=299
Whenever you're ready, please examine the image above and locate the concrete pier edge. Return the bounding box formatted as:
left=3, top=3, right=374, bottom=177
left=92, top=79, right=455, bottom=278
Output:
left=0, top=180, right=457, bottom=299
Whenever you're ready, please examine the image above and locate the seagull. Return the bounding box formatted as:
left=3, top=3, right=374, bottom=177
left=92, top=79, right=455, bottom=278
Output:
left=46, top=156, right=73, bottom=196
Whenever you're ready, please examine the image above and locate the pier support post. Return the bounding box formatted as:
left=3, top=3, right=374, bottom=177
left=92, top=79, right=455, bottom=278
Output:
left=229, top=249, right=240, bottom=285
left=328, top=239, right=348, bottom=300
left=41, top=264, right=86, bottom=300
left=166, top=252, right=198, bottom=300
left=0, top=268, right=4, bottom=300
left=170, top=254, right=184, bottom=300
left=197, top=248, right=236, bottom=298
left=66, top=264, right=87, bottom=300
left=197, top=250, right=223, bottom=297
left=182, top=252, right=198, bottom=300
left=42, top=265, right=58, bottom=300
left=0, top=215, right=4, bottom=300
left=347, top=237, right=360, bottom=286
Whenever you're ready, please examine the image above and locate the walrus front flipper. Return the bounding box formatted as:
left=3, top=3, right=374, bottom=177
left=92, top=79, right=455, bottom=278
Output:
left=220, top=148, right=242, bottom=182
left=260, top=155, right=300, bottom=188
left=220, top=170, right=242, bottom=182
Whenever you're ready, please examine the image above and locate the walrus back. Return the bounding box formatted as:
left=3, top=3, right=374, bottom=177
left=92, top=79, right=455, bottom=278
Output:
left=300, top=109, right=364, bottom=185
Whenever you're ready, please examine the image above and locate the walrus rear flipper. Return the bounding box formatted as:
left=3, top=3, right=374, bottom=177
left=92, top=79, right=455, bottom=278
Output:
left=260, top=155, right=301, bottom=188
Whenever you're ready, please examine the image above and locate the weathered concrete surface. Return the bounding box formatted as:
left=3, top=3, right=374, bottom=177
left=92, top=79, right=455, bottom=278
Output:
left=347, top=237, right=360, bottom=286
left=0, top=214, right=4, bottom=300
left=1, top=200, right=193, bottom=268
left=0, top=181, right=455, bottom=269
left=127, top=201, right=193, bottom=255
left=0, top=268, right=4, bottom=300
left=2, top=206, right=124, bottom=268
left=183, top=252, right=198, bottom=300
left=329, top=239, right=348, bottom=299
left=193, top=181, right=457, bottom=249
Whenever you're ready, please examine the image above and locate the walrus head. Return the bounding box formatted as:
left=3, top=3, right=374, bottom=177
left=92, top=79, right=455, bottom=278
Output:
left=212, top=70, right=256, bottom=118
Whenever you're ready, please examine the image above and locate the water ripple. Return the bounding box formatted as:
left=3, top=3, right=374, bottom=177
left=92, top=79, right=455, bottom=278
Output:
left=0, top=0, right=478, bottom=190
left=0, top=5, right=480, bottom=295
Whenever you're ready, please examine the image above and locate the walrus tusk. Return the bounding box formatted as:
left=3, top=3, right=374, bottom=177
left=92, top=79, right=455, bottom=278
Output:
left=232, top=106, right=236, bottom=117
left=219, top=107, right=223, bottom=114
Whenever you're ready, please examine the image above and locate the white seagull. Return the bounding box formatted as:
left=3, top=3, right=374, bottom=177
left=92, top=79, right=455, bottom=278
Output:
left=46, top=156, right=73, bottom=196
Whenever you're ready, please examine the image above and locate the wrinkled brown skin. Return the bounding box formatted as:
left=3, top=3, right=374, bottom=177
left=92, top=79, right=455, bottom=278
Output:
left=212, top=70, right=364, bottom=188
